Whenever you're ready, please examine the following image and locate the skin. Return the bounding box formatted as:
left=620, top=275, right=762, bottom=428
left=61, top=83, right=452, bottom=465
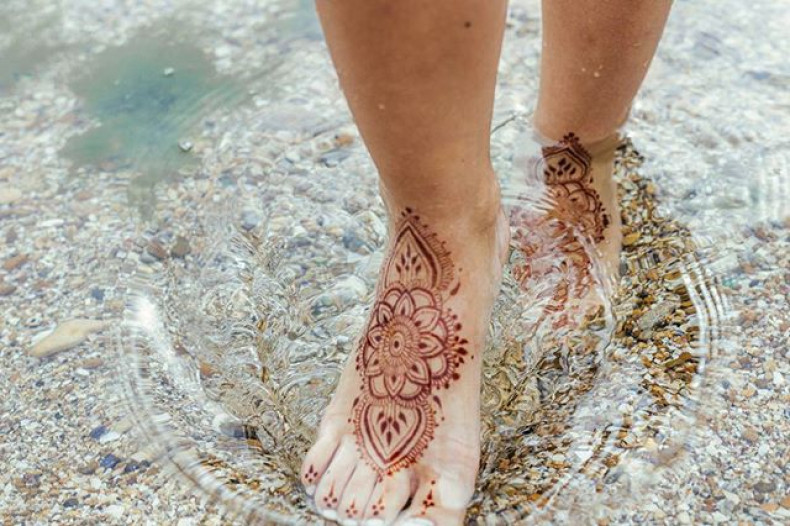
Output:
left=303, top=1, right=672, bottom=524
left=535, top=0, right=674, bottom=143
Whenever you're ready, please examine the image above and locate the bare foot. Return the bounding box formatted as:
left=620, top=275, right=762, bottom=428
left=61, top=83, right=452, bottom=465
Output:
left=510, top=132, right=623, bottom=326
left=301, top=199, right=509, bottom=525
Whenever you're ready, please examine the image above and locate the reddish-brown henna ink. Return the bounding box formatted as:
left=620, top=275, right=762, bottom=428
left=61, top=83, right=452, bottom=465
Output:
left=345, top=500, right=358, bottom=518
left=321, top=485, right=338, bottom=508
left=303, top=464, right=319, bottom=485
left=352, top=208, right=467, bottom=477
left=512, top=133, right=610, bottom=323
left=419, top=479, right=437, bottom=515
left=370, top=496, right=385, bottom=516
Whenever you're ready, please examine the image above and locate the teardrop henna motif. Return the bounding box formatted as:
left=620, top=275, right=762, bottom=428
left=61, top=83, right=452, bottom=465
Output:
left=353, top=208, right=467, bottom=477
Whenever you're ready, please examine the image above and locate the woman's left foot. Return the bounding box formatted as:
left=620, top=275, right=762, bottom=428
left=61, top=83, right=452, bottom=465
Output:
left=510, top=132, right=623, bottom=324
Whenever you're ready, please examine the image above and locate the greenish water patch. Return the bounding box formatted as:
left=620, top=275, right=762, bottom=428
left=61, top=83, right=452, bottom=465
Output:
left=0, top=10, right=61, bottom=93
left=63, top=26, right=248, bottom=192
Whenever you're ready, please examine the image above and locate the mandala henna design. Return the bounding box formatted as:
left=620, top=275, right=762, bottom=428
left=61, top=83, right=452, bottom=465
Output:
left=512, top=133, right=611, bottom=323
left=352, top=208, right=468, bottom=477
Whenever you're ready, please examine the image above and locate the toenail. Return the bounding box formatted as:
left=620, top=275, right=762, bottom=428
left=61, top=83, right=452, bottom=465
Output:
left=363, top=520, right=384, bottom=526
left=321, top=509, right=339, bottom=521
left=339, top=520, right=359, bottom=526
left=403, top=519, right=434, bottom=526
left=304, top=485, right=316, bottom=496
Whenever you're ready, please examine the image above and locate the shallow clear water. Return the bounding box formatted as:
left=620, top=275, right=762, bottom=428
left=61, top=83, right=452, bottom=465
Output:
left=1, top=0, right=788, bottom=524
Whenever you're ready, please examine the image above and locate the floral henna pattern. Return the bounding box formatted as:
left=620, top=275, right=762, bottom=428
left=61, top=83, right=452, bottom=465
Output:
left=352, top=208, right=469, bottom=477
left=512, top=133, right=611, bottom=321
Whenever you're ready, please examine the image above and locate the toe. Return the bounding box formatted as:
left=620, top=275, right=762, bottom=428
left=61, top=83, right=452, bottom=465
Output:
left=301, top=431, right=341, bottom=495
left=314, top=436, right=360, bottom=520
left=361, top=469, right=411, bottom=525
left=393, top=477, right=467, bottom=526
left=337, top=463, right=379, bottom=525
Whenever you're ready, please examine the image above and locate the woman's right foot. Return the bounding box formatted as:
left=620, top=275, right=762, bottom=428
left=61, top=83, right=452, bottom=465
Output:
left=301, top=183, right=510, bottom=525
left=510, top=132, right=623, bottom=325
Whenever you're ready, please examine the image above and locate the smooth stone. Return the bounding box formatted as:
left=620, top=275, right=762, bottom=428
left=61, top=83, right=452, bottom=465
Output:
left=0, top=186, right=22, bottom=204
left=29, top=319, right=108, bottom=358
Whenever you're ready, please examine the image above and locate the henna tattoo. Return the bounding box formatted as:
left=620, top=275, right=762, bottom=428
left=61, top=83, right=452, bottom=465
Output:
left=303, top=464, right=318, bottom=485
left=370, top=496, right=385, bottom=516
left=512, top=133, right=611, bottom=323
left=541, top=133, right=609, bottom=242
left=321, top=485, right=338, bottom=508
left=352, top=208, right=468, bottom=477
left=345, top=500, right=358, bottom=518
left=419, top=480, right=437, bottom=516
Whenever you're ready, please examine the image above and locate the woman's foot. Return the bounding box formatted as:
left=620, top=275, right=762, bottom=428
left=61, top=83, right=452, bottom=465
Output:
left=510, top=132, right=623, bottom=326
left=301, top=190, right=509, bottom=525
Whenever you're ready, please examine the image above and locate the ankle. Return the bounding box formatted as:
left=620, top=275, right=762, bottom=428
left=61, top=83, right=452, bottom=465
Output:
left=379, top=165, right=504, bottom=236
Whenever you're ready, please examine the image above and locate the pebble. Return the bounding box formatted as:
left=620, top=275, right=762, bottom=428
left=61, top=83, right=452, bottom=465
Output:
left=0, top=186, right=23, bottom=204
left=0, top=282, right=16, bottom=296
left=178, top=140, right=193, bottom=152
left=241, top=210, right=261, bottom=231
left=146, top=240, right=168, bottom=261
left=99, top=454, right=122, bottom=470
left=753, top=481, right=777, bottom=494
left=170, top=236, right=191, bottom=258
left=63, top=498, right=79, bottom=508
left=89, top=425, right=108, bottom=440
left=29, top=319, right=108, bottom=358
left=163, top=67, right=175, bottom=76
left=105, top=504, right=124, bottom=520
left=98, top=431, right=121, bottom=444
left=3, top=254, right=28, bottom=271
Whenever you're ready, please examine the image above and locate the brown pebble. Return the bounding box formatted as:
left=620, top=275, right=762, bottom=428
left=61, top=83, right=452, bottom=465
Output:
left=171, top=236, right=191, bottom=258
left=78, top=462, right=98, bottom=475
left=0, top=282, right=16, bottom=296
left=199, top=361, right=216, bottom=378
left=760, top=502, right=779, bottom=513
left=334, top=133, right=354, bottom=147
left=3, top=253, right=28, bottom=271
left=623, top=232, right=641, bottom=246
left=780, top=495, right=790, bottom=508
left=80, top=357, right=104, bottom=369
left=742, top=427, right=759, bottom=443
left=146, top=240, right=168, bottom=260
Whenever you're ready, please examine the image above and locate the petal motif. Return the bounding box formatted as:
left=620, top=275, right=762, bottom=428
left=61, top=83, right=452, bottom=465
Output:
left=377, top=303, right=394, bottom=325
left=427, top=354, right=449, bottom=378
left=410, top=288, right=436, bottom=309
left=399, top=377, right=424, bottom=400
left=393, top=291, right=416, bottom=317
left=367, top=326, right=385, bottom=347
left=412, top=307, right=441, bottom=331
left=405, top=359, right=430, bottom=386
left=369, top=375, right=388, bottom=399
left=364, top=353, right=382, bottom=376
left=417, top=333, right=445, bottom=357
left=384, top=373, right=406, bottom=397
